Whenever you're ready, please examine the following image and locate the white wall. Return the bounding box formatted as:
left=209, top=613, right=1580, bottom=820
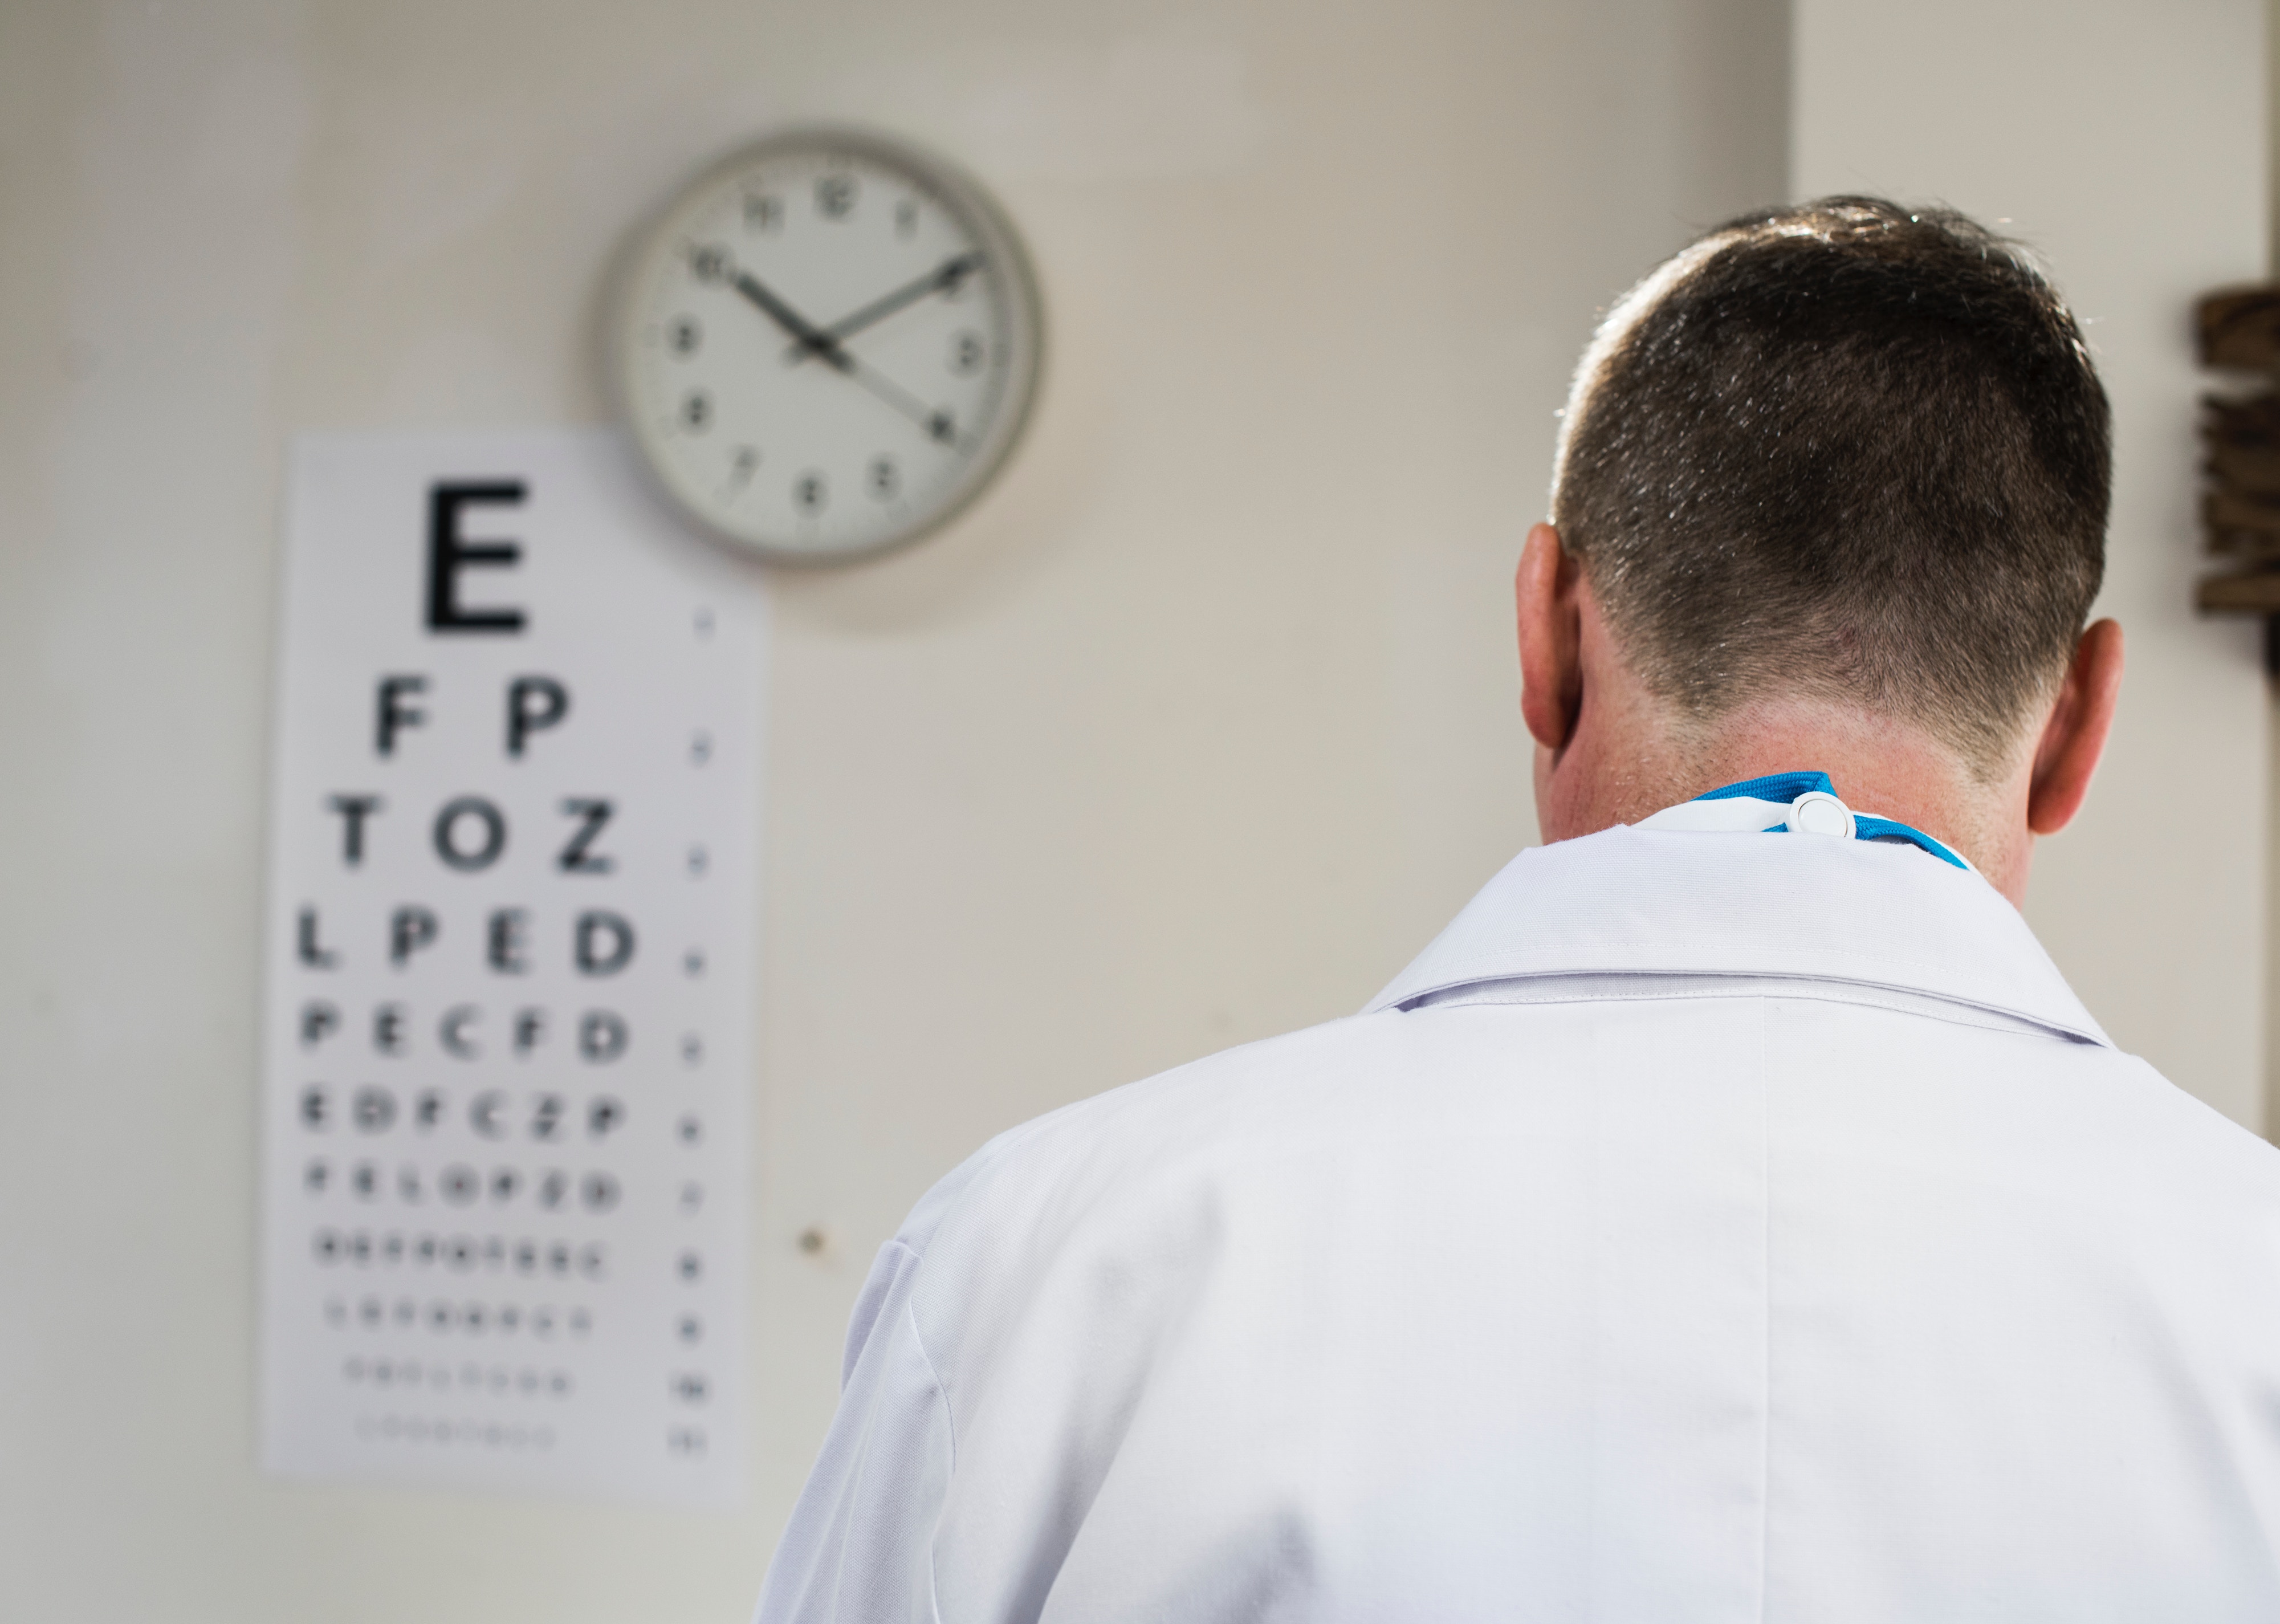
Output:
left=1793, top=0, right=2271, bottom=1133
left=0, top=1, right=1787, bottom=1617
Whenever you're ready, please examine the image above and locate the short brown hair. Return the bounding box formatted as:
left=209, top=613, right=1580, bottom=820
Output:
left=1551, top=197, right=2110, bottom=776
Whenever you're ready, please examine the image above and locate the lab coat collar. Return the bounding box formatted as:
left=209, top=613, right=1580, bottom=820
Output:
left=1366, top=825, right=2111, bottom=1047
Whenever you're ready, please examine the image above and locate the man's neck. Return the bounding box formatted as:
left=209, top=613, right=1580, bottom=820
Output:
left=1536, top=695, right=2034, bottom=901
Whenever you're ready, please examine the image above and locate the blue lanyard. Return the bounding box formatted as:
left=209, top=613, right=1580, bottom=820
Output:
left=1693, top=771, right=1968, bottom=869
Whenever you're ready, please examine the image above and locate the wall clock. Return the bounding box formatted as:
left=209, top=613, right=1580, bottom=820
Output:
left=610, top=128, right=1044, bottom=564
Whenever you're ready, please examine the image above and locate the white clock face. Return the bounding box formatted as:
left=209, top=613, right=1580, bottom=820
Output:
left=613, top=131, right=1043, bottom=563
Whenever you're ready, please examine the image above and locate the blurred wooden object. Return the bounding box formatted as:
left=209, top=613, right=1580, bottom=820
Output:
left=2197, top=285, right=2280, bottom=371
left=2194, top=283, right=2280, bottom=667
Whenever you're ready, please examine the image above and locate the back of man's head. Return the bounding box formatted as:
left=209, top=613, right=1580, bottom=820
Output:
left=1550, top=197, right=2111, bottom=780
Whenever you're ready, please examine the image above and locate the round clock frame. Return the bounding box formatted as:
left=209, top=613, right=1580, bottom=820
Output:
left=607, top=127, right=1045, bottom=565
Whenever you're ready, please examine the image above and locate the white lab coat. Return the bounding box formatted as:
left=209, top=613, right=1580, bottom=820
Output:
left=754, top=824, right=2280, bottom=1622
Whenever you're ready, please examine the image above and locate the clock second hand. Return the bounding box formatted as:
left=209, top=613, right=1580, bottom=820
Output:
left=837, top=356, right=964, bottom=447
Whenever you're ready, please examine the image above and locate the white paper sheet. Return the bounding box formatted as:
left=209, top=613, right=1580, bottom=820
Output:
left=259, top=429, right=762, bottom=1506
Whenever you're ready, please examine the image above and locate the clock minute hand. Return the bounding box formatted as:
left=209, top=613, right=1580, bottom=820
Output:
left=729, top=270, right=852, bottom=371
left=785, top=253, right=986, bottom=365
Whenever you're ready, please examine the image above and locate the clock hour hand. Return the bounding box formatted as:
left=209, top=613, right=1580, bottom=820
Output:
left=784, top=253, right=985, bottom=365
left=726, top=267, right=852, bottom=372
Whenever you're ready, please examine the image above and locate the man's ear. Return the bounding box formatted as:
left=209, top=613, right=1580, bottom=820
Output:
left=1517, top=522, right=1585, bottom=754
left=2026, top=617, right=2124, bottom=836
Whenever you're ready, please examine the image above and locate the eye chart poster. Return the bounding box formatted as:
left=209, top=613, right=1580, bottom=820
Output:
left=260, top=429, right=762, bottom=1506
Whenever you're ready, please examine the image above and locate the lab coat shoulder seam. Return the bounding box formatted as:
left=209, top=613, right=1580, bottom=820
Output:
left=901, top=1278, right=958, bottom=1624
left=903, top=1285, right=956, bottom=1476
left=841, top=1238, right=928, bottom=1389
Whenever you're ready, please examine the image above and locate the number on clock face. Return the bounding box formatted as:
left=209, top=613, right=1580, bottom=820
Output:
left=614, top=132, right=1042, bottom=562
